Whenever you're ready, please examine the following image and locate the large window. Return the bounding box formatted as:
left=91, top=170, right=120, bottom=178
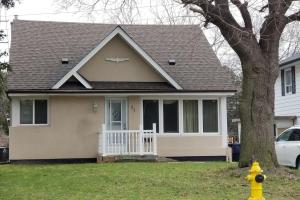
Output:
left=143, top=100, right=159, bottom=132
left=183, top=100, right=198, bottom=133
left=163, top=100, right=179, bottom=133
left=20, top=99, right=48, bottom=125
left=203, top=100, right=218, bottom=133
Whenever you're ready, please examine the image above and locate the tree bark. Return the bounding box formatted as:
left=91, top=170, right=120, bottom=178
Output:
left=239, top=57, right=279, bottom=169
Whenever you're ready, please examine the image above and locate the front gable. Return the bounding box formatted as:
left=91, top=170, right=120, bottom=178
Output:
left=78, top=35, right=165, bottom=82
left=52, top=26, right=182, bottom=90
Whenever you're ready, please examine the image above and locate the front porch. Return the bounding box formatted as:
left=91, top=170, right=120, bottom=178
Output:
left=99, top=124, right=158, bottom=157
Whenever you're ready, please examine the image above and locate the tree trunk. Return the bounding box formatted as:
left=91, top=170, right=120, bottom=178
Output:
left=238, top=58, right=279, bottom=169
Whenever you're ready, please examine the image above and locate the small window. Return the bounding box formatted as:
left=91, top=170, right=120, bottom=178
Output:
left=20, top=100, right=33, bottom=124
left=203, top=100, right=218, bottom=133
left=20, top=99, right=48, bottom=125
left=35, top=100, right=48, bottom=124
left=285, top=69, right=292, bottom=95
left=163, top=100, right=179, bottom=133
left=183, top=100, right=198, bottom=133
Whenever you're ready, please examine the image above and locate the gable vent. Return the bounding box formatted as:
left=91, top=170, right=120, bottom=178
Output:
left=61, top=58, right=69, bottom=64
left=168, top=59, right=176, bottom=65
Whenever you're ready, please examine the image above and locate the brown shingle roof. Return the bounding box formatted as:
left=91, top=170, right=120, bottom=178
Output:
left=8, top=20, right=235, bottom=92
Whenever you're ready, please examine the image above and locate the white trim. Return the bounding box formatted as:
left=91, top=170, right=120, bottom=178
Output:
left=52, top=26, right=182, bottom=90
left=8, top=92, right=235, bottom=97
left=220, top=97, right=228, bottom=148
left=140, top=96, right=224, bottom=136
left=11, top=97, right=50, bottom=127
left=73, top=72, right=92, bottom=89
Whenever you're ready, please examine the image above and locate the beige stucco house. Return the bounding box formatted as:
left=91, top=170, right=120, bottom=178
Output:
left=7, top=20, right=235, bottom=162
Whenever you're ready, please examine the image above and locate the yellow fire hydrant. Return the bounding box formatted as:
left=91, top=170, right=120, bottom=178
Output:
left=245, top=161, right=267, bottom=200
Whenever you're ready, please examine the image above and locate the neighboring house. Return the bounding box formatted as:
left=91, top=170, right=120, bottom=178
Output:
left=7, top=20, right=235, bottom=162
left=274, top=53, right=300, bottom=135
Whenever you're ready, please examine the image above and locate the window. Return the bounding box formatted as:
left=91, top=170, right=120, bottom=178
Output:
left=281, top=67, right=296, bottom=96
left=20, top=100, right=33, bottom=124
left=285, top=68, right=292, bottom=94
left=20, top=99, right=48, bottom=125
left=203, top=100, right=218, bottom=133
left=183, top=100, right=198, bottom=133
left=163, top=100, right=178, bottom=133
left=288, top=129, right=300, bottom=141
left=143, top=100, right=159, bottom=132
left=276, top=129, right=293, bottom=142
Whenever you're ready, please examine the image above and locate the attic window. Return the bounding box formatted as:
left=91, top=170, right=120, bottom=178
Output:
left=61, top=58, right=69, bottom=64
left=168, top=59, right=176, bottom=65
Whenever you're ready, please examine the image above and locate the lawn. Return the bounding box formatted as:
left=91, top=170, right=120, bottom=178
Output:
left=0, top=162, right=299, bottom=200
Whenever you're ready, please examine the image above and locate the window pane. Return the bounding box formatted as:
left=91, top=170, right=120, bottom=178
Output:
left=35, top=100, right=48, bottom=124
left=111, top=101, right=121, bottom=122
left=203, top=100, right=218, bottom=132
left=143, top=100, right=159, bottom=132
left=183, top=100, right=198, bottom=133
left=286, top=70, right=292, bottom=85
left=20, top=100, right=33, bottom=124
left=277, top=129, right=293, bottom=141
left=163, top=100, right=178, bottom=133
left=288, top=129, right=300, bottom=141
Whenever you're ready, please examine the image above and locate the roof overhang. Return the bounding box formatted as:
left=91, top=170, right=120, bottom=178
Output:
left=52, top=26, right=182, bottom=90
left=7, top=90, right=236, bottom=97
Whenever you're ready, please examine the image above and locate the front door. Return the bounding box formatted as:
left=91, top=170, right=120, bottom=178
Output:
left=106, top=98, right=128, bottom=130
left=105, top=98, right=128, bottom=153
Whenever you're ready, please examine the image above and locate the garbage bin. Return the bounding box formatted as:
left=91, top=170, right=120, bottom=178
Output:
left=0, top=147, right=9, bottom=163
left=231, top=143, right=240, bottom=162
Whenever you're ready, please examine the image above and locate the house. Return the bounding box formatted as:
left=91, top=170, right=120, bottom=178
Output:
left=274, top=53, right=300, bottom=135
left=7, top=20, right=235, bottom=162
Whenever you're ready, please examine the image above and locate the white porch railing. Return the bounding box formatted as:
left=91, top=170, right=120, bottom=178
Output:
left=99, top=124, right=157, bottom=156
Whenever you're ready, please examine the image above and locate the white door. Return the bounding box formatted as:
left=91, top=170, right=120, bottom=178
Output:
left=106, top=98, right=128, bottom=153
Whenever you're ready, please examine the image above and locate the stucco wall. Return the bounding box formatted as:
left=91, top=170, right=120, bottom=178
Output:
left=79, top=36, right=165, bottom=82
left=128, top=96, right=140, bottom=130
left=9, top=96, right=105, bottom=160
left=10, top=95, right=227, bottom=159
left=157, top=135, right=226, bottom=156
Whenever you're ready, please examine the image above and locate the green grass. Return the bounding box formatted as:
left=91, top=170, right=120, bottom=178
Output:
left=0, top=162, right=299, bottom=200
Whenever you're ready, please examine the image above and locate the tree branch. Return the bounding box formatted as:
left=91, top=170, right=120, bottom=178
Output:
left=231, top=0, right=252, bottom=30
left=287, top=11, right=300, bottom=23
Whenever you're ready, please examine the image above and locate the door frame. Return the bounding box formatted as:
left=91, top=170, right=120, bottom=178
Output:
left=105, top=97, right=128, bottom=130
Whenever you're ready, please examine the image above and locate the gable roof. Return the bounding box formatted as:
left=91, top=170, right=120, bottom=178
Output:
left=7, top=20, right=235, bottom=92
left=53, top=26, right=182, bottom=89
left=280, top=53, right=300, bottom=67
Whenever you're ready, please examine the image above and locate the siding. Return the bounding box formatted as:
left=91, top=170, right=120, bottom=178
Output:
left=275, top=64, right=300, bottom=117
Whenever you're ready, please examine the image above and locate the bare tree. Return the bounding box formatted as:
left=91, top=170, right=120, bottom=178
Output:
left=56, top=0, right=300, bottom=168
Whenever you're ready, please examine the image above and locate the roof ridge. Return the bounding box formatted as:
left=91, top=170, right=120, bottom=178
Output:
left=13, top=19, right=199, bottom=27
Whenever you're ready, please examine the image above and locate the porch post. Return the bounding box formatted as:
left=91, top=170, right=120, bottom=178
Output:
left=139, top=124, right=144, bottom=155
left=102, top=124, right=107, bottom=156
left=220, top=97, right=228, bottom=148
left=153, top=123, right=157, bottom=155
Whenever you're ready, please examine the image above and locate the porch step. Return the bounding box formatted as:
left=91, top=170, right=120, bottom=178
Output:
left=97, top=155, right=158, bottom=163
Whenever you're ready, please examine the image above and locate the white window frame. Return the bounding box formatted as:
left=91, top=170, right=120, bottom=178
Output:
left=18, top=97, right=49, bottom=126
left=285, top=68, right=293, bottom=95
left=140, top=96, right=221, bottom=136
